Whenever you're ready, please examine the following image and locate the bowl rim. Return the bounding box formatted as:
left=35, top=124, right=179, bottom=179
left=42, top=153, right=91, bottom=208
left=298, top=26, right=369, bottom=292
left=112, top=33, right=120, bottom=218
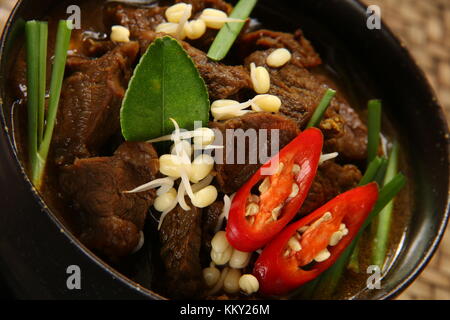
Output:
left=0, top=0, right=449, bottom=300
left=347, top=0, right=450, bottom=300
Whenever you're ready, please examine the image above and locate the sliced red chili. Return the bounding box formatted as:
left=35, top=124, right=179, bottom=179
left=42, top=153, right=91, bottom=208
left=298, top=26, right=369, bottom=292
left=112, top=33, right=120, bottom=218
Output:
left=226, top=128, right=323, bottom=252
left=253, top=183, right=379, bottom=296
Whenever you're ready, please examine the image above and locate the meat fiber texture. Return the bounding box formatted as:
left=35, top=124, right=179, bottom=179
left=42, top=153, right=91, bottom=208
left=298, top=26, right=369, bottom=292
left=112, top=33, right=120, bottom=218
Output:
left=59, top=142, right=159, bottom=260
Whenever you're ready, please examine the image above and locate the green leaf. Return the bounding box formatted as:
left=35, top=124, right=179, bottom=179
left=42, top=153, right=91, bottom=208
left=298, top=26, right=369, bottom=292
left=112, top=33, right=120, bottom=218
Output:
left=207, top=0, right=258, bottom=61
left=121, top=36, right=210, bottom=141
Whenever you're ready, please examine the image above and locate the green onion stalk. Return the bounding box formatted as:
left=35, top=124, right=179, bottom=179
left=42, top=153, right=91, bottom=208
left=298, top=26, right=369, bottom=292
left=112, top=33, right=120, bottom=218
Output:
left=306, top=89, right=336, bottom=128
left=372, top=141, right=400, bottom=269
left=207, top=0, right=258, bottom=61
left=311, top=174, right=406, bottom=299
left=347, top=100, right=384, bottom=273
left=26, top=20, right=71, bottom=189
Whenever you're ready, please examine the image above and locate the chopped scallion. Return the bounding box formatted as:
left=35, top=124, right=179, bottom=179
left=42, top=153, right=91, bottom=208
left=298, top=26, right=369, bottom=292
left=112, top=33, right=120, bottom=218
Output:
left=371, top=141, right=400, bottom=268
left=26, top=20, right=72, bottom=189
left=25, top=21, right=43, bottom=185
left=348, top=156, right=387, bottom=272
left=306, top=88, right=336, bottom=128
left=358, top=156, right=383, bottom=186
left=207, top=0, right=258, bottom=61
left=37, top=21, right=48, bottom=144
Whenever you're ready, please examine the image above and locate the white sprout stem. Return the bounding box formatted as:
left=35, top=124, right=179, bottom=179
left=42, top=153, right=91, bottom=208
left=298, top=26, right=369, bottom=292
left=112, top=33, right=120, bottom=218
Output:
left=192, top=174, right=214, bottom=193
left=212, top=99, right=252, bottom=114
left=177, top=181, right=191, bottom=211
left=176, top=4, right=192, bottom=39
left=147, top=131, right=194, bottom=143
left=156, top=178, right=175, bottom=196
left=201, top=16, right=246, bottom=23
left=250, top=62, right=257, bottom=87
left=131, top=231, right=145, bottom=254
left=181, top=170, right=195, bottom=201
left=170, top=118, right=196, bottom=201
left=215, top=194, right=232, bottom=233
left=214, top=109, right=252, bottom=121
left=250, top=95, right=266, bottom=111
left=158, top=197, right=178, bottom=230
left=208, top=267, right=230, bottom=296
left=201, top=145, right=225, bottom=150
left=124, top=177, right=174, bottom=193
left=319, top=152, right=339, bottom=165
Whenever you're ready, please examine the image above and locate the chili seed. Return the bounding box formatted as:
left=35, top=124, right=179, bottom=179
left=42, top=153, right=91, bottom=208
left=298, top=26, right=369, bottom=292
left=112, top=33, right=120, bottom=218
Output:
left=258, top=177, right=270, bottom=194
left=288, top=236, right=302, bottom=252
left=245, top=203, right=259, bottom=216
left=314, top=248, right=331, bottom=262
left=289, top=183, right=299, bottom=198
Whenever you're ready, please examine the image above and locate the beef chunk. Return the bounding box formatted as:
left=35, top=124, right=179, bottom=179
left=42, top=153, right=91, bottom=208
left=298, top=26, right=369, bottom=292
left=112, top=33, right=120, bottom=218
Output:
left=298, top=161, right=362, bottom=216
left=239, top=29, right=322, bottom=68
left=201, top=201, right=223, bottom=266
left=104, top=3, right=167, bottom=38
left=182, top=41, right=252, bottom=100
left=69, top=29, right=115, bottom=58
left=53, top=42, right=139, bottom=165
left=104, top=0, right=231, bottom=39
left=105, top=2, right=252, bottom=100
left=159, top=201, right=204, bottom=298
left=323, top=101, right=368, bottom=160
left=210, top=113, right=299, bottom=194
left=60, top=142, right=159, bottom=260
left=245, top=50, right=367, bottom=161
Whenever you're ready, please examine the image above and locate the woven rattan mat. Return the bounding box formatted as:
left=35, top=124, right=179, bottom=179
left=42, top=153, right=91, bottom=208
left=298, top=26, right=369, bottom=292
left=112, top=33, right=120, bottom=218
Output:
left=0, top=0, right=449, bottom=300
left=360, top=0, right=450, bottom=300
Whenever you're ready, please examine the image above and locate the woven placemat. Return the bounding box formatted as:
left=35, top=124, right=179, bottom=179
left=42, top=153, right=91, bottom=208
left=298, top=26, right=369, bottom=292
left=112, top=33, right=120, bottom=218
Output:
left=360, top=0, right=450, bottom=300
left=0, top=0, right=449, bottom=300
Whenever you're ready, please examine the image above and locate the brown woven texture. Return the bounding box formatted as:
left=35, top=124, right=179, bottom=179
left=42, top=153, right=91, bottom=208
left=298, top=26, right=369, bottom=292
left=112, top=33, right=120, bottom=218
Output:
left=0, top=0, right=449, bottom=300
left=360, top=0, right=450, bottom=300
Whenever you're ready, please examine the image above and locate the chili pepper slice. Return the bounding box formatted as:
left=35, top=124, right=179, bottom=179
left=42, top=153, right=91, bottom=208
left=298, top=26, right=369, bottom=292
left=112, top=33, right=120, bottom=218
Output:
left=226, top=128, right=323, bottom=252
left=253, top=182, right=378, bottom=296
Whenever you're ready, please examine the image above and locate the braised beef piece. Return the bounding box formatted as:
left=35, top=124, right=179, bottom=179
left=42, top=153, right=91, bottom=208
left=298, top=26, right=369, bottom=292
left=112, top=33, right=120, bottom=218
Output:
left=159, top=201, right=204, bottom=298
left=104, top=0, right=230, bottom=39
left=68, top=28, right=116, bottom=58
left=245, top=49, right=367, bottom=161
left=52, top=42, right=139, bottom=165
left=298, top=161, right=362, bottom=216
left=181, top=41, right=252, bottom=100
left=104, top=3, right=167, bottom=38
left=105, top=2, right=252, bottom=100
left=210, top=113, right=299, bottom=194
left=201, top=201, right=223, bottom=266
left=239, top=29, right=322, bottom=68
left=59, top=142, right=159, bottom=260
left=323, top=101, right=368, bottom=161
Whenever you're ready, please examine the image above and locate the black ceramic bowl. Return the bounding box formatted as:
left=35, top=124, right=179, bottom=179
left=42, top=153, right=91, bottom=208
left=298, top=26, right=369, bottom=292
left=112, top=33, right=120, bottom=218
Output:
left=0, top=0, right=449, bottom=300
